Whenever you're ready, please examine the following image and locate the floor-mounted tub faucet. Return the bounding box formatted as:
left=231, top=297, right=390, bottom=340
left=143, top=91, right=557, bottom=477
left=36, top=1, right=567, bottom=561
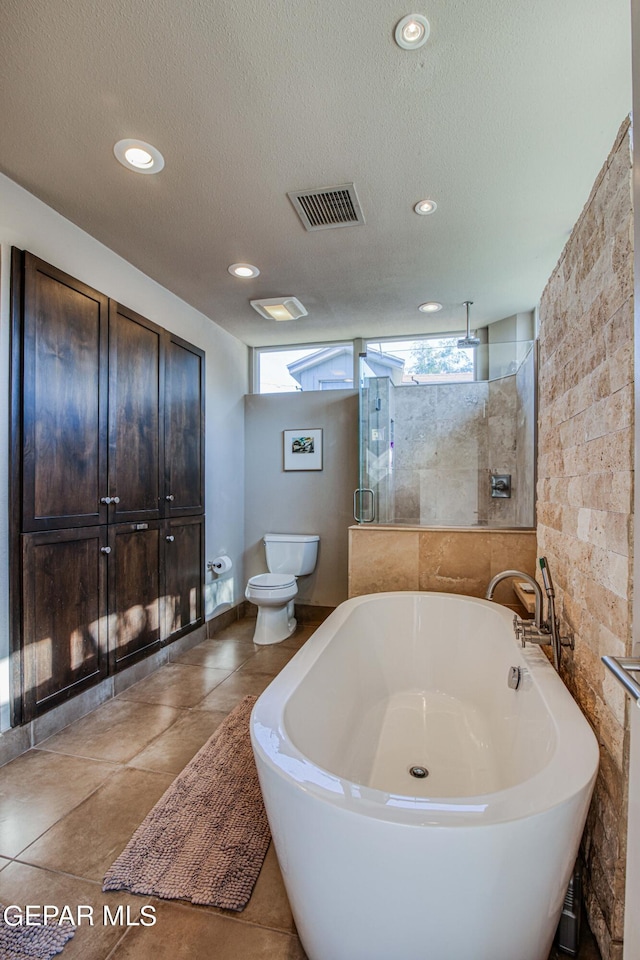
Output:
left=485, top=559, right=571, bottom=670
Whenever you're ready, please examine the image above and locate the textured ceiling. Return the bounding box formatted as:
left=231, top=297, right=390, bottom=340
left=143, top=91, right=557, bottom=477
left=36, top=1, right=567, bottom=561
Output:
left=0, top=0, right=632, bottom=346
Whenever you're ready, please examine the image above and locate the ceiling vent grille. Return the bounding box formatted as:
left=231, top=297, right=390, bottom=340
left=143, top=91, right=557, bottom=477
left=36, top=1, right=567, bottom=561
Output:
left=287, top=183, right=365, bottom=231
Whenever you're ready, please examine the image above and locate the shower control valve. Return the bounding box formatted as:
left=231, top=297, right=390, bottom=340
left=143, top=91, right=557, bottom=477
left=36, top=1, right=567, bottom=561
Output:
left=491, top=474, right=511, bottom=498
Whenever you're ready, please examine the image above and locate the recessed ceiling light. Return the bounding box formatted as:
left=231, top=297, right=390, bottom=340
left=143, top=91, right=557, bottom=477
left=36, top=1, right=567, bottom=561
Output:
left=414, top=199, right=437, bottom=215
left=228, top=263, right=260, bottom=279
left=114, top=139, right=165, bottom=174
left=394, top=14, right=430, bottom=50
left=419, top=301, right=443, bottom=313
left=250, top=297, right=308, bottom=321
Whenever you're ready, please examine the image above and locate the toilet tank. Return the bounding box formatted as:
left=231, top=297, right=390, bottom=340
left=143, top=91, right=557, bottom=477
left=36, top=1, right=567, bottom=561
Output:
left=264, top=534, right=319, bottom=576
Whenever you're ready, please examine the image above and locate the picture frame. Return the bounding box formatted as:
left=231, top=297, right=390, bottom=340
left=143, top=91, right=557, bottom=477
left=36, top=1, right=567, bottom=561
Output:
left=283, top=428, right=323, bottom=471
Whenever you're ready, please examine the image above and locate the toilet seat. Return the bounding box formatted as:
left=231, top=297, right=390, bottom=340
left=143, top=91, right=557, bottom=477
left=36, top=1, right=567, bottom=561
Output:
left=248, top=573, right=296, bottom=590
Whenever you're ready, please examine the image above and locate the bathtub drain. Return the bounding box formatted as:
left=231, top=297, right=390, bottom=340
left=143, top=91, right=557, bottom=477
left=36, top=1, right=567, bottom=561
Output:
left=409, top=765, right=429, bottom=779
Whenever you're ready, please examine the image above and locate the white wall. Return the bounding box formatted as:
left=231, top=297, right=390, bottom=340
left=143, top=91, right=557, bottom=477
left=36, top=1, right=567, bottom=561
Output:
left=0, top=173, right=248, bottom=730
left=244, top=390, right=359, bottom=607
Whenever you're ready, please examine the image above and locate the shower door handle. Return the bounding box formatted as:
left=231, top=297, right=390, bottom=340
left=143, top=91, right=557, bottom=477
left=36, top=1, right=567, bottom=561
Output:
left=353, top=488, right=375, bottom=523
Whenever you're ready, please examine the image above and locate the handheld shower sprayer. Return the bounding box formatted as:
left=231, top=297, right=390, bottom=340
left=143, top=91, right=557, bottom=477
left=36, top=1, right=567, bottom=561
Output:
left=539, top=557, right=561, bottom=670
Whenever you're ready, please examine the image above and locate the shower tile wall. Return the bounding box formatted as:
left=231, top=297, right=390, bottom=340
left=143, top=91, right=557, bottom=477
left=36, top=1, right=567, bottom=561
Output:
left=515, top=346, right=536, bottom=527
left=362, top=377, right=395, bottom=523
left=484, top=376, right=517, bottom=525
left=393, top=378, right=525, bottom=527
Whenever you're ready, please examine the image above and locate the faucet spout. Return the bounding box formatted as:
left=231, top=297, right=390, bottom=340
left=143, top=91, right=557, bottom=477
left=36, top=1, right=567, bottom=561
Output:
left=485, top=570, right=543, bottom=629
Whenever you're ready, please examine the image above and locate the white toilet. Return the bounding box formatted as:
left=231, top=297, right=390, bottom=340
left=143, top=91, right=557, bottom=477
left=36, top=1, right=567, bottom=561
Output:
left=245, top=534, right=319, bottom=645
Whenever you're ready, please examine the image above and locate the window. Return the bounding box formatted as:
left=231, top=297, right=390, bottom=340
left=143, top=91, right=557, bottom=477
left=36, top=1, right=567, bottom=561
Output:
left=256, top=343, right=355, bottom=394
left=365, top=337, right=475, bottom=384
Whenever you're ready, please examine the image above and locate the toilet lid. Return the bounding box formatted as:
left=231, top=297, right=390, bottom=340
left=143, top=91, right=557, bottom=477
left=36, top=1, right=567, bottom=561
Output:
left=249, top=573, right=296, bottom=590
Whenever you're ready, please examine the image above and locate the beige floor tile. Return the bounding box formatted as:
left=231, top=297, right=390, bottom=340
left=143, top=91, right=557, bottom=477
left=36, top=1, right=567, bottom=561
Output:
left=38, top=699, right=183, bottom=764
left=278, top=625, right=317, bottom=651
left=110, top=901, right=307, bottom=960
left=0, top=856, right=11, bottom=870
left=19, top=767, right=173, bottom=882
left=128, top=709, right=229, bottom=775
left=214, top=619, right=261, bottom=644
left=200, top=843, right=295, bottom=934
left=0, top=860, right=152, bottom=960
left=171, top=637, right=255, bottom=671
left=239, top=646, right=297, bottom=677
left=0, top=750, right=114, bottom=857
left=117, top=663, right=231, bottom=708
left=196, top=671, right=273, bottom=713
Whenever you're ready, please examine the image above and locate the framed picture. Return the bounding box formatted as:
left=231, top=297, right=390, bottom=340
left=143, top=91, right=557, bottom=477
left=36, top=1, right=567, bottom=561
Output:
left=283, top=428, right=323, bottom=471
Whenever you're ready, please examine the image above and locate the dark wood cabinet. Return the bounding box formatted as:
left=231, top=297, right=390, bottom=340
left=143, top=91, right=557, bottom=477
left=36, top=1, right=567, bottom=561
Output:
left=108, top=303, right=164, bottom=524
left=22, top=527, right=109, bottom=717
left=11, top=251, right=206, bottom=724
left=22, top=254, right=109, bottom=531
left=165, top=335, right=205, bottom=517
left=164, top=516, right=204, bottom=641
left=108, top=521, right=164, bottom=671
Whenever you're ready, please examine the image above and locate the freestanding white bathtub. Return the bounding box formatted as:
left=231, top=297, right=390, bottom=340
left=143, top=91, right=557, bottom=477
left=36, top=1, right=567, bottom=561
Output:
left=250, top=592, right=599, bottom=960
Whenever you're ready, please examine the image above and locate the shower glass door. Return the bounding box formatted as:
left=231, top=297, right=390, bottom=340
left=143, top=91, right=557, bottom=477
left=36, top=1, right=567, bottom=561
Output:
left=356, top=352, right=394, bottom=523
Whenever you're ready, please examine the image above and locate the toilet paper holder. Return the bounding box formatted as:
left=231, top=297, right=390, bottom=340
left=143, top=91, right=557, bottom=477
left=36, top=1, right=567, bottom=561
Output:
left=208, top=555, right=233, bottom=575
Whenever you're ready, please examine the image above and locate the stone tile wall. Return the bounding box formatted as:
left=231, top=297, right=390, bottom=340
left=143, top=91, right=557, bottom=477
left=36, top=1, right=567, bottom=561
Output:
left=348, top=525, right=536, bottom=611
left=391, top=377, right=535, bottom=526
left=515, top=346, right=537, bottom=527
left=537, top=117, right=633, bottom=960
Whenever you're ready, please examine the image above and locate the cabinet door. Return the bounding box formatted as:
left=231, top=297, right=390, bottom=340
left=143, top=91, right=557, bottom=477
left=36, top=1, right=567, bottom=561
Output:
left=22, top=528, right=109, bottom=720
left=22, top=253, right=109, bottom=531
left=164, top=334, right=204, bottom=516
left=163, top=516, right=204, bottom=641
left=108, top=303, right=163, bottom=523
left=108, top=522, right=163, bottom=671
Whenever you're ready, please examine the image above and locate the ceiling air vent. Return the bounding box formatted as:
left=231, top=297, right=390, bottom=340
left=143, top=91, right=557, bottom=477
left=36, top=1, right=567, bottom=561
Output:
left=287, top=183, right=365, bottom=231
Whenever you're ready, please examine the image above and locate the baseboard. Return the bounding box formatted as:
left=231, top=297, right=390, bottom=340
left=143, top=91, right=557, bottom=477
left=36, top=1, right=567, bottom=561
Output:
left=239, top=601, right=334, bottom=625
left=0, top=622, right=209, bottom=766
left=0, top=724, right=32, bottom=767
left=206, top=603, right=248, bottom=638
left=295, top=603, right=335, bottom=624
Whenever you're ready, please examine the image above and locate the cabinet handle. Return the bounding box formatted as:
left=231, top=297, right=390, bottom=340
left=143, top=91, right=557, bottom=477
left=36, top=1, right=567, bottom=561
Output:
left=101, top=546, right=112, bottom=555
left=100, top=496, right=112, bottom=504
left=165, top=494, right=175, bottom=501
left=165, top=535, right=175, bottom=542
left=111, top=496, right=120, bottom=504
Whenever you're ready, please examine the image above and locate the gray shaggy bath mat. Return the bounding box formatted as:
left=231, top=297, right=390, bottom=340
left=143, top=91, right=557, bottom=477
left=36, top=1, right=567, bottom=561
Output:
left=103, top=695, right=270, bottom=911
left=0, top=906, right=75, bottom=959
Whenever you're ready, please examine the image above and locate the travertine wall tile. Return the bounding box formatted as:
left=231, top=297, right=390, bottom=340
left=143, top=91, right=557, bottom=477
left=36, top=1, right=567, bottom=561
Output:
left=537, top=117, right=632, bottom=959
left=348, top=527, right=536, bottom=610
left=348, top=528, right=420, bottom=596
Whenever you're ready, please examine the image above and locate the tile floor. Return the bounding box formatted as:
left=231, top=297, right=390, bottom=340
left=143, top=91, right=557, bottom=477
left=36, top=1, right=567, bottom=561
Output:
left=0, top=616, right=602, bottom=960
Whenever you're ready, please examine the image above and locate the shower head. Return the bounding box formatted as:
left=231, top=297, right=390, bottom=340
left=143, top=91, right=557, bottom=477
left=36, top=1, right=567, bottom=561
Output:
left=457, top=301, right=480, bottom=348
